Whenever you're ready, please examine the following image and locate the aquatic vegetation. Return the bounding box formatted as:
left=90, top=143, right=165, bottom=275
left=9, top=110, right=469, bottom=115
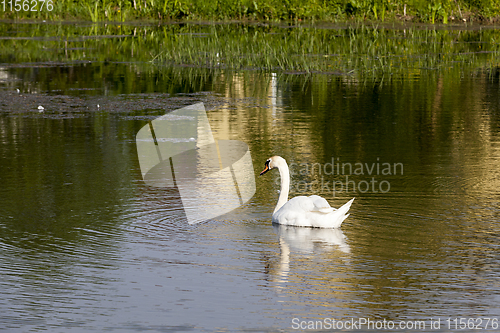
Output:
left=154, top=23, right=500, bottom=76
left=1, top=22, right=500, bottom=79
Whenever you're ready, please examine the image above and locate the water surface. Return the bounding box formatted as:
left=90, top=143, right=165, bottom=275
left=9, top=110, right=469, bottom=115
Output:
left=1, top=22, right=500, bottom=332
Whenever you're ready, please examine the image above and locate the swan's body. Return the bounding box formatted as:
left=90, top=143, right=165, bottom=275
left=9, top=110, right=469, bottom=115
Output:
left=260, top=156, right=354, bottom=228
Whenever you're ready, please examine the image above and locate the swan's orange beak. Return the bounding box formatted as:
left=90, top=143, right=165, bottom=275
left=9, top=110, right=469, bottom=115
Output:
left=260, top=161, right=270, bottom=176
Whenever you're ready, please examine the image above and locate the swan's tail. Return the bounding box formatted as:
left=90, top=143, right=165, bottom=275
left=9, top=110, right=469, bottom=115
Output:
left=335, top=198, right=355, bottom=227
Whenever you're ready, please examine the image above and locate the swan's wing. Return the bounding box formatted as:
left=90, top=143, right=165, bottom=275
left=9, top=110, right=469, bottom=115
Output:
left=274, top=197, right=355, bottom=228
left=308, top=195, right=335, bottom=214
left=284, top=196, right=327, bottom=214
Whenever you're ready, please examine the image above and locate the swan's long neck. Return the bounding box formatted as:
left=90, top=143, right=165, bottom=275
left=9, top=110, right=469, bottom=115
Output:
left=274, top=161, right=290, bottom=214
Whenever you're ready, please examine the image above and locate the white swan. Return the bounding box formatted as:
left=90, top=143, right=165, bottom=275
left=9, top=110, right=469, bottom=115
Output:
left=260, top=156, right=354, bottom=228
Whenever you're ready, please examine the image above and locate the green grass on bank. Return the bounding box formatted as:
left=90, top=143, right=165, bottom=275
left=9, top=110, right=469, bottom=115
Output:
left=1, top=0, right=500, bottom=23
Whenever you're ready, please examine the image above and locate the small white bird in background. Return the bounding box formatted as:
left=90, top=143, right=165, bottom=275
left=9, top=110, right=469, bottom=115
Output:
left=38, top=105, right=44, bottom=112
left=260, top=156, right=354, bottom=228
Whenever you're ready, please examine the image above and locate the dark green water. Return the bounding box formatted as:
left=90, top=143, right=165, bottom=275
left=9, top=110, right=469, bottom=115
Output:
left=1, top=22, right=499, bottom=332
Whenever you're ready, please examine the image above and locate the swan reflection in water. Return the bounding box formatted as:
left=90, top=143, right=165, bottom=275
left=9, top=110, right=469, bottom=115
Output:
left=271, top=224, right=350, bottom=285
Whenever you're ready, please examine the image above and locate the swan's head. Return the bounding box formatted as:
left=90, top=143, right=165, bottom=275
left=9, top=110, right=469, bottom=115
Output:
left=260, top=156, right=286, bottom=176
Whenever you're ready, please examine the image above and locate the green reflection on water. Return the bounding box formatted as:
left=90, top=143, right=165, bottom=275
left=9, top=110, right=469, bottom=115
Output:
left=0, top=114, right=137, bottom=239
left=1, top=22, right=500, bottom=77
